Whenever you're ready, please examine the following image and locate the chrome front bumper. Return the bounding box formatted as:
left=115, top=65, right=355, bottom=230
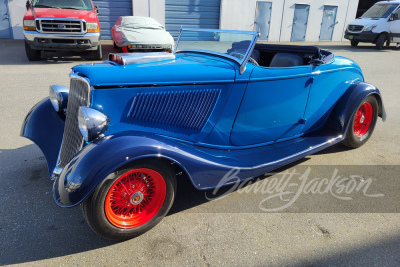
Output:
left=24, top=31, right=101, bottom=51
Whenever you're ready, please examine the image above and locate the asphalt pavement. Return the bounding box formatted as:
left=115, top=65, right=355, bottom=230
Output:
left=0, top=39, right=400, bottom=266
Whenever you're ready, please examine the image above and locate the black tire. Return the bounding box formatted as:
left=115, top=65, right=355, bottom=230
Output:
left=386, top=38, right=391, bottom=47
left=81, top=159, right=177, bottom=241
left=341, top=95, right=378, bottom=149
left=350, top=41, right=359, bottom=47
left=25, top=41, right=41, bottom=61
left=376, top=34, right=386, bottom=50
left=93, top=43, right=102, bottom=60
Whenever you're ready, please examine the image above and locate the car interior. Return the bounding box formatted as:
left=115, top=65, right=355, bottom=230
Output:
left=228, top=41, right=334, bottom=67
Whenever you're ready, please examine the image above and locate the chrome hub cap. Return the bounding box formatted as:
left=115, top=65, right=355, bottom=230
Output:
left=131, top=192, right=144, bottom=205
left=360, top=115, right=365, bottom=124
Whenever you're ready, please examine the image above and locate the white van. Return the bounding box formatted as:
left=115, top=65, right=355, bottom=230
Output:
left=345, top=1, right=400, bottom=49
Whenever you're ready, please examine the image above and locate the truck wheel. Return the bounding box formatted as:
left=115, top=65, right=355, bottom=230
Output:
left=341, top=95, right=378, bottom=149
left=93, top=43, right=102, bottom=60
left=376, top=34, right=386, bottom=50
left=81, top=159, right=177, bottom=241
left=351, top=41, right=359, bottom=47
left=25, top=41, right=41, bottom=61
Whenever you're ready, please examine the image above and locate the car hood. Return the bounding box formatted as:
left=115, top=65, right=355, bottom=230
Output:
left=72, top=53, right=236, bottom=87
left=348, top=17, right=385, bottom=26
left=27, top=8, right=97, bottom=22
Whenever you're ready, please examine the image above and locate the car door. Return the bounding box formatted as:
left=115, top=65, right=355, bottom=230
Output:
left=230, top=65, right=313, bottom=146
left=390, top=8, right=400, bottom=43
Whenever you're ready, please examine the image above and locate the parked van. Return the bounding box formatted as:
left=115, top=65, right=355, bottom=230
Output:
left=23, top=0, right=102, bottom=60
left=344, top=1, right=400, bottom=49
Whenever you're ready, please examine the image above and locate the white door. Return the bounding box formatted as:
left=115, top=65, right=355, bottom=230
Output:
left=390, top=8, right=400, bottom=42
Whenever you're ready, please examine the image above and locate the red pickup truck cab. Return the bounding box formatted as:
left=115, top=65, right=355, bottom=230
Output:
left=23, top=0, right=102, bottom=61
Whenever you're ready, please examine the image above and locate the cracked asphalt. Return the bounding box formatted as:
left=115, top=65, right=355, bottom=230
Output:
left=0, top=39, right=400, bottom=266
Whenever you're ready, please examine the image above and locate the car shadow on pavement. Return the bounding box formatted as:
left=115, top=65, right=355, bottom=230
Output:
left=0, top=142, right=312, bottom=265
left=0, top=144, right=115, bottom=265
left=0, top=142, right=361, bottom=265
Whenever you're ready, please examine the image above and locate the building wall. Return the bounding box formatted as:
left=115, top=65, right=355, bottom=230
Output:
left=8, top=0, right=27, bottom=39
left=221, top=0, right=359, bottom=41
left=132, top=0, right=165, bottom=25
left=8, top=0, right=358, bottom=41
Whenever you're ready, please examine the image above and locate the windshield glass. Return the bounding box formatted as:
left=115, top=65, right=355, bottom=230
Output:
left=361, top=4, right=398, bottom=18
left=175, top=29, right=258, bottom=66
left=32, top=0, right=93, bottom=11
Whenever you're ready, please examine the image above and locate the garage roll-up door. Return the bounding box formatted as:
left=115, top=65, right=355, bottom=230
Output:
left=92, top=0, right=133, bottom=39
left=165, top=0, right=221, bottom=39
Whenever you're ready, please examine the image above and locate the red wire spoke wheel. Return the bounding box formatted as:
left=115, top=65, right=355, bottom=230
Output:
left=105, top=168, right=167, bottom=228
left=353, top=102, right=373, bottom=137
left=342, top=95, right=378, bottom=148
left=81, top=159, right=176, bottom=241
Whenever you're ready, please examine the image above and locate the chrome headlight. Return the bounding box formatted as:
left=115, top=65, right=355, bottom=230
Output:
left=363, top=25, right=376, bottom=32
left=78, top=107, right=110, bottom=142
left=49, top=85, right=69, bottom=112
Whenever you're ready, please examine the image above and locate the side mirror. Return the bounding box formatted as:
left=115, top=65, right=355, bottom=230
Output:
left=95, top=5, right=100, bottom=15
left=390, top=13, right=396, bottom=21
left=26, top=0, right=31, bottom=10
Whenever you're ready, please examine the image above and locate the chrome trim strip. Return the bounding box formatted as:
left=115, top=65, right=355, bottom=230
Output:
left=108, top=52, right=175, bottom=66
left=52, top=72, right=91, bottom=180
left=35, top=17, right=87, bottom=34
left=23, top=31, right=100, bottom=43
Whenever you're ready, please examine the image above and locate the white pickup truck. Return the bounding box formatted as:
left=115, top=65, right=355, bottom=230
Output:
left=345, top=0, right=400, bottom=49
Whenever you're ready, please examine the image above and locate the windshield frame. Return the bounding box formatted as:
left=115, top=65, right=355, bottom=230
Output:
left=174, top=28, right=259, bottom=74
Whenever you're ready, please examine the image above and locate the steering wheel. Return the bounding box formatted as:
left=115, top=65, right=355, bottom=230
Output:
left=228, top=51, right=259, bottom=66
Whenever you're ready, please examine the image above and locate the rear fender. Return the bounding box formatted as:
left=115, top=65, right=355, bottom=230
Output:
left=330, top=82, right=386, bottom=136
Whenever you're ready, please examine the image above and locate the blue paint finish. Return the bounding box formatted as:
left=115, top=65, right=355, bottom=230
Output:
left=73, top=53, right=236, bottom=87
left=20, top=98, right=64, bottom=176
left=231, top=65, right=313, bottom=145
left=91, top=82, right=233, bottom=143
left=19, top=32, right=386, bottom=210
left=301, top=57, right=365, bottom=133
left=53, top=130, right=344, bottom=207
left=331, top=82, right=386, bottom=136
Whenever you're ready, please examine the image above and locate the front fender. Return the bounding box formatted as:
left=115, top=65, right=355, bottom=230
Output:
left=331, top=81, right=386, bottom=136
left=53, top=132, right=243, bottom=207
left=20, top=98, right=65, bottom=177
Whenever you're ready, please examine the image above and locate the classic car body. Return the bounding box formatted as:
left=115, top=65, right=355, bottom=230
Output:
left=112, top=16, right=174, bottom=53
left=21, top=28, right=386, bottom=240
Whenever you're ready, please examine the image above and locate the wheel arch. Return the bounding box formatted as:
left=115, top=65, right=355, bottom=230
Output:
left=52, top=133, right=201, bottom=208
left=374, top=32, right=390, bottom=43
left=327, top=82, right=386, bottom=136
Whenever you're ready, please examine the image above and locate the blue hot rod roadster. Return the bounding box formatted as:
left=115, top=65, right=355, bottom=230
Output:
left=21, top=28, right=386, bottom=240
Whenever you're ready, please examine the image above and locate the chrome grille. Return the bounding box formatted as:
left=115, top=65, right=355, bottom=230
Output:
left=37, top=18, right=85, bottom=34
left=57, top=76, right=90, bottom=170
left=348, top=25, right=364, bottom=32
